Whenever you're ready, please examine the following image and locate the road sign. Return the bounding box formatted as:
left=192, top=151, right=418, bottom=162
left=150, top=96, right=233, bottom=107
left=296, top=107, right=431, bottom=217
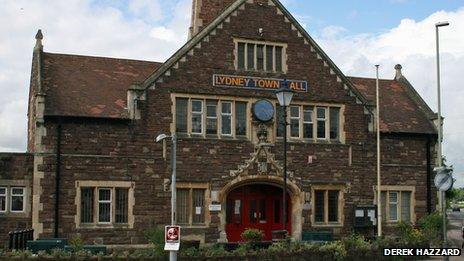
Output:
left=164, top=225, right=180, bottom=251
left=434, top=166, right=454, bottom=192
left=434, top=173, right=453, bottom=192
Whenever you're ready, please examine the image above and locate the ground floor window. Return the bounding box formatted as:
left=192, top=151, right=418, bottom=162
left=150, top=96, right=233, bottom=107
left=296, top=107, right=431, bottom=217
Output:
left=0, top=186, right=26, bottom=213
left=76, top=181, right=134, bottom=228
left=378, top=188, right=413, bottom=223
left=177, top=188, right=206, bottom=225
left=176, top=183, right=209, bottom=226
left=311, top=185, right=344, bottom=226
left=0, top=187, right=7, bottom=213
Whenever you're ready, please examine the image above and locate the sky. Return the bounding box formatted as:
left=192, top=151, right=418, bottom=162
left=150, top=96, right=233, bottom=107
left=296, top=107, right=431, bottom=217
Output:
left=0, top=0, right=463, bottom=186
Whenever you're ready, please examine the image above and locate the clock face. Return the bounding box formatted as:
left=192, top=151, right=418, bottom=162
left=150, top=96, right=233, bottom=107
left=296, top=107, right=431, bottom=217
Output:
left=253, top=100, right=275, bottom=122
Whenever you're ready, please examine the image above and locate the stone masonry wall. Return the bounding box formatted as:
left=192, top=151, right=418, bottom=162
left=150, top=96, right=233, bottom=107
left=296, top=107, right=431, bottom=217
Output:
left=26, top=0, right=438, bottom=245
left=0, top=153, right=33, bottom=249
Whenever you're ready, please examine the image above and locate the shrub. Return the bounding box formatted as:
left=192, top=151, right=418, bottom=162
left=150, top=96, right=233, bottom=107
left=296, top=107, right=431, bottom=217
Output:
left=241, top=228, right=264, bottom=242
left=418, top=212, right=443, bottom=247
left=397, top=221, right=427, bottom=247
left=50, top=248, right=72, bottom=259
left=320, top=241, right=347, bottom=261
left=180, top=247, right=200, bottom=258
left=204, top=244, right=229, bottom=257
left=341, top=234, right=370, bottom=251
left=69, top=234, right=84, bottom=252
left=8, top=250, right=34, bottom=259
left=144, top=224, right=165, bottom=256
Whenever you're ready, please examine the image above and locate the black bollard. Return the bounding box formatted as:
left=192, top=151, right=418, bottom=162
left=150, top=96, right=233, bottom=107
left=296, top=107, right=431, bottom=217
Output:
left=8, top=231, right=13, bottom=250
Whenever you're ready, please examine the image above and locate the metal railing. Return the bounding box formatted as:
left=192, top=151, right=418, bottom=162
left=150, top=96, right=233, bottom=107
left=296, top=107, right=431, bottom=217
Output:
left=8, top=229, right=34, bottom=250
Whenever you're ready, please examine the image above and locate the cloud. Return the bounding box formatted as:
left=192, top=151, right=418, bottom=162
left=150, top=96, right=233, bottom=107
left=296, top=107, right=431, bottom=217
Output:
left=0, top=0, right=190, bottom=153
left=316, top=8, right=464, bottom=187
left=128, top=0, right=163, bottom=22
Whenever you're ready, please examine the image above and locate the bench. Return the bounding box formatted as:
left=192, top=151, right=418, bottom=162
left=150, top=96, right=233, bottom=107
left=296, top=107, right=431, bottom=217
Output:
left=26, top=238, right=67, bottom=253
left=301, top=231, right=333, bottom=244
left=26, top=238, right=106, bottom=254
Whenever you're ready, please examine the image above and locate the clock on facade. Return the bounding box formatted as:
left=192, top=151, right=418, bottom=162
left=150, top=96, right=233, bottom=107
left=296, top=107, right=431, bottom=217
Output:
left=253, top=99, right=275, bottom=122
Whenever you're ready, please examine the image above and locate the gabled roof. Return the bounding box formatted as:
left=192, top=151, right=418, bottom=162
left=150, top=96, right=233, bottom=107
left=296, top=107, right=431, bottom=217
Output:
left=42, top=52, right=161, bottom=119
left=38, top=52, right=436, bottom=134
left=140, top=0, right=371, bottom=113
left=349, top=76, right=437, bottom=134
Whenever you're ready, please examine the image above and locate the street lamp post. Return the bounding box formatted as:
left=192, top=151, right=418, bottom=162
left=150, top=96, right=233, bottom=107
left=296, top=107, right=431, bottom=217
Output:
left=276, top=80, right=295, bottom=233
left=435, top=21, right=449, bottom=254
left=156, top=133, right=177, bottom=261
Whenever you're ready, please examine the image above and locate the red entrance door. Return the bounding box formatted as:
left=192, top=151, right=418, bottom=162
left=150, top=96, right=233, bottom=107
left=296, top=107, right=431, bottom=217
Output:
left=226, top=184, right=291, bottom=242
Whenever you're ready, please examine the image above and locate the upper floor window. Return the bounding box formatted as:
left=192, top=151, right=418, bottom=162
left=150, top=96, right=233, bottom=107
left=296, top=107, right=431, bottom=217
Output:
left=236, top=39, right=286, bottom=73
left=277, top=104, right=342, bottom=142
left=175, top=96, right=249, bottom=139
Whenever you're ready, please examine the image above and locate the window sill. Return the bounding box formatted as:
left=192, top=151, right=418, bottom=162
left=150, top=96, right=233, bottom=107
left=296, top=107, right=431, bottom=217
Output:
left=76, top=223, right=132, bottom=229
left=312, top=222, right=343, bottom=228
left=177, top=224, right=208, bottom=229
left=384, top=221, right=414, bottom=226
left=176, top=133, right=250, bottom=142
left=235, top=69, right=286, bottom=75
left=0, top=212, right=29, bottom=218
left=276, top=138, right=346, bottom=146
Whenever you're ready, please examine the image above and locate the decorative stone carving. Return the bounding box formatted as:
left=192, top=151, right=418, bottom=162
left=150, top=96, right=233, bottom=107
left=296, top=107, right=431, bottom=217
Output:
left=229, top=123, right=294, bottom=179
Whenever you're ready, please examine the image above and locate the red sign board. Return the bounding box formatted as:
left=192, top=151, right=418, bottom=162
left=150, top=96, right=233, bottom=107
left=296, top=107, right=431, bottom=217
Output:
left=165, top=225, right=181, bottom=251
left=165, top=225, right=180, bottom=244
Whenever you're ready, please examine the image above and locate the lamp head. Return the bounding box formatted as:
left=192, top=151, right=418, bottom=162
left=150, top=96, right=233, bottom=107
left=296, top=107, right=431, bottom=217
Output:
left=155, top=134, right=170, bottom=143
left=275, top=79, right=295, bottom=107
left=436, top=21, right=450, bottom=27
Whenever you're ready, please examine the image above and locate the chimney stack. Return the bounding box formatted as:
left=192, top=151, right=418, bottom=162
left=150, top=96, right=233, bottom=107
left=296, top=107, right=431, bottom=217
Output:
left=189, top=0, right=236, bottom=39
left=394, top=64, right=403, bottom=80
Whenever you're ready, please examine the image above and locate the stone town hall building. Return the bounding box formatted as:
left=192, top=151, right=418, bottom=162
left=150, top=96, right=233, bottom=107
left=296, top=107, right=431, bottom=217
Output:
left=1, top=0, right=439, bottom=247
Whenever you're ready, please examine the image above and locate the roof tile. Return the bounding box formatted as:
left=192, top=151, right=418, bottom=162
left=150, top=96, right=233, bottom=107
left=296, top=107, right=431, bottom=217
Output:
left=348, top=76, right=436, bottom=134
left=42, top=52, right=161, bottom=119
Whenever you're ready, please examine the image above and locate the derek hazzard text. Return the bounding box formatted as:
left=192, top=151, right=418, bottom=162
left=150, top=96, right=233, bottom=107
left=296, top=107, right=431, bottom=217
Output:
left=384, top=248, right=461, bottom=256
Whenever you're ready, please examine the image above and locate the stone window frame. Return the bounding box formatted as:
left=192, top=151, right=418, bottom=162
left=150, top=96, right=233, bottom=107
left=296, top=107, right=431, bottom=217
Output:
left=0, top=180, right=31, bottom=218
left=310, top=184, right=345, bottom=227
left=234, top=38, right=288, bottom=73
left=10, top=187, right=26, bottom=213
left=276, top=103, right=345, bottom=144
left=176, top=182, right=211, bottom=228
left=172, top=94, right=252, bottom=140
left=0, top=186, right=6, bottom=213
left=373, top=185, right=416, bottom=224
left=75, top=181, right=135, bottom=229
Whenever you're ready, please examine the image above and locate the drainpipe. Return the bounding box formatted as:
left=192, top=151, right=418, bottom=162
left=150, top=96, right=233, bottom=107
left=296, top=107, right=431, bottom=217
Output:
left=54, top=119, right=62, bottom=238
left=426, top=137, right=432, bottom=214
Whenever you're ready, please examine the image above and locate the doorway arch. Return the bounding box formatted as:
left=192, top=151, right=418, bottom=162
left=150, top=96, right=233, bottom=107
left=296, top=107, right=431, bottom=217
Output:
left=218, top=176, right=303, bottom=242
